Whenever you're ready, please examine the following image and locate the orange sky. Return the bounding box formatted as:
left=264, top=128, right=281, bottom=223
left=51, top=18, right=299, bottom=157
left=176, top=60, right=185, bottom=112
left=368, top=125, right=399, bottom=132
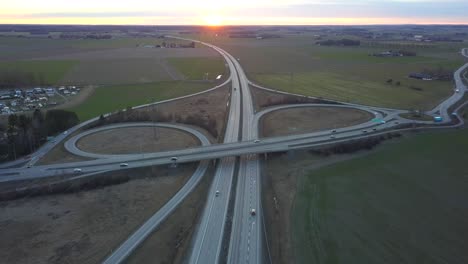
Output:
left=1, top=1, right=467, bottom=25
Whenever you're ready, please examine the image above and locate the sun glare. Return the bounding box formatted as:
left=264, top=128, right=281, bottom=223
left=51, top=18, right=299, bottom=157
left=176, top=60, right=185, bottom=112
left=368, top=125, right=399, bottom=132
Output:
left=203, top=15, right=223, bottom=26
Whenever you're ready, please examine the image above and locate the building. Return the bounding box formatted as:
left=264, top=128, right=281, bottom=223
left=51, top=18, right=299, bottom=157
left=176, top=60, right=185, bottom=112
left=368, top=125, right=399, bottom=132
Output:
left=45, top=88, right=55, bottom=96
left=25, top=90, right=34, bottom=97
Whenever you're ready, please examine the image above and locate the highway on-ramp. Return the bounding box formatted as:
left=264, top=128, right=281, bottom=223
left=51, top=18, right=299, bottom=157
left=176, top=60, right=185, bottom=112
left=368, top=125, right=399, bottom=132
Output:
left=1, top=37, right=467, bottom=264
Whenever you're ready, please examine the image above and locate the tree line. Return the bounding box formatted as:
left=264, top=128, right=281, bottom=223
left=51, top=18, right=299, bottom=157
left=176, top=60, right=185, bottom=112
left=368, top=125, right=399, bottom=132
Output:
left=92, top=106, right=220, bottom=139
left=316, top=39, right=361, bottom=46
left=1, top=109, right=79, bottom=161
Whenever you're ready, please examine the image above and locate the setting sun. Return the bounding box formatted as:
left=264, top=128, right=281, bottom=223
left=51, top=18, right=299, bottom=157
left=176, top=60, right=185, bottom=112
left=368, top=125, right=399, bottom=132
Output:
left=203, top=15, right=223, bottom=26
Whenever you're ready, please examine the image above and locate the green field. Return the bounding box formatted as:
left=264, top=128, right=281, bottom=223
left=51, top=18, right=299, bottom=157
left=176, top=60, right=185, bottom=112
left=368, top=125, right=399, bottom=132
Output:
left=167, top=57, right=226, bottom=80
left=292, top=129, right=468, bottom=264
left=254, top=71, right=452, bottom=110
left=0, top=60, right=77, bottom=85
left=192, top=34, right=464, bottom=110
left=69, top=81, right=213, bottom=121
left=61, top=58, right=175, bottom=85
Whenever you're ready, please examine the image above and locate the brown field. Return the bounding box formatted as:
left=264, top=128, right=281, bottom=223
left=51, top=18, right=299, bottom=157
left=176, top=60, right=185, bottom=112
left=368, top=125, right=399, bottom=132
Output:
left=34, top=47, right=218, bottom=61
left=77, top=127, right=200, bottom=155
left=0, top=37, right=217, bottom=61
left=250, top=85, right=328, bottom=112
left=134, top=84, right=230, bottom=142
left=37, top=128, right=91, bottom=166
left=261, top=106, right=373, bottom=138
left=37, top=47, right=220, bottom=85
left=0, top=164, right=198, bottom=264
left=1, top=37, right=221, bottom=85
left=126, top=163, right=215, bottom=264
left=61, top=59, right=175, bottom=85
left=37, top=142, right=90, bottom=166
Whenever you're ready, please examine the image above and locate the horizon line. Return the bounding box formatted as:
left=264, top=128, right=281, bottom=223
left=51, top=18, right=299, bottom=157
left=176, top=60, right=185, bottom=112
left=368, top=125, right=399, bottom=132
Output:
left=1, top=23, right=468, bottom=27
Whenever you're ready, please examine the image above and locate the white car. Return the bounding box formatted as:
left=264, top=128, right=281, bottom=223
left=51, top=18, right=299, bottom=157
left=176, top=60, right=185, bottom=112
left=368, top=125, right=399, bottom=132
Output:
left=171, top=157, right=178, bottom=161
left=254, top=140, right=261, bottom=143
left=73, top=168, right=82, bottom=173
left=455, top=89, right=460, bottom=93
left=120, top=163, right=129, bottom=167
left=250, top=209, right=256, bottom=216
left=215, top=190, right=220, bottom=197
left=63, top=131, right=68, bottom=135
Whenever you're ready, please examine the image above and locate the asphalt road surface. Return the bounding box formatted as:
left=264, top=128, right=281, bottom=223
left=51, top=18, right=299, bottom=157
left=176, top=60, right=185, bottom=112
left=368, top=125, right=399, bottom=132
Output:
left=1, top=38, right=467, bottom=264
left=187, top=41, right=242, bottom=264
left=227, top=50, right=263, bottom=264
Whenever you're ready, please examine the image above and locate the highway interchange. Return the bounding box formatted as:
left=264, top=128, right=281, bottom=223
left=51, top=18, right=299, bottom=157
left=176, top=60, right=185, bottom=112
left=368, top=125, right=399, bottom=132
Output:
left=0, top=38, right=467, bottom=264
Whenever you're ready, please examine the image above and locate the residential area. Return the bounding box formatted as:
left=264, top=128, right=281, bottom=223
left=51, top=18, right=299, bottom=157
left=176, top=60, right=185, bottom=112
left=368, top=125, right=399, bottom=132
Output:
left=0, top=85, right=81, bottom=115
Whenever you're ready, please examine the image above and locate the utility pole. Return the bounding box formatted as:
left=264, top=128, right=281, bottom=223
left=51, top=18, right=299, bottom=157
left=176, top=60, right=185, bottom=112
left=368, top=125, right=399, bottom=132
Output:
left=152, top=99, right=159, bottom=141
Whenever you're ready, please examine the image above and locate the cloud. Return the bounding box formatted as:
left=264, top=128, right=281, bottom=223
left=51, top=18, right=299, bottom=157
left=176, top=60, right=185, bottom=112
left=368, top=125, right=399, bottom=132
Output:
left=1, top=0, right=467, bottom=24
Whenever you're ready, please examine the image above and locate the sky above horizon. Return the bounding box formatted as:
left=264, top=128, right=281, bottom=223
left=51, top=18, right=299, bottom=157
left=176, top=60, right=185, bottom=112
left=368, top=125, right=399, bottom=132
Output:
left=1, top=0, right=468, bottom=25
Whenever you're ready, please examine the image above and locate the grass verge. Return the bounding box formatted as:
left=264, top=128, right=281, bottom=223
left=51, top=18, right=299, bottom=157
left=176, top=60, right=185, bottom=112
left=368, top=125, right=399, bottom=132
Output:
left=69, top=81, right=214, bottom=122
left=167, top=57, right=226, bottom=80
left=400, top=112, right=434, bottom=121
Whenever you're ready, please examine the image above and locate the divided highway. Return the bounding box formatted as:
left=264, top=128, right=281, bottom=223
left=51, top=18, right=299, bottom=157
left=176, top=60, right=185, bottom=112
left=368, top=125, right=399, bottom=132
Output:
left=1, top=38, right=467, bottom=264
left=227, top=51, right=263, bottom=264
left=187, top=42, right=241, bottom=264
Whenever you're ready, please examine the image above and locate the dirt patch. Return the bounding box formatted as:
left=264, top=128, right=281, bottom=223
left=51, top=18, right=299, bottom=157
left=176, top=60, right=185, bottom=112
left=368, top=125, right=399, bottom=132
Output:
left=135, top=85, right=230, bottom=142
left=126, top=163, right=215, bottom=264
left=53, top=86, right=96, bottom=111
left=251, top=85, right=338, bottom=112
left=0, top=164, right=197, bottom=264
left=77, top=127, right=200, bottom=155
left=261, top=107, right=373, bottom=138
left=37, top=143, right=90, bottom=165
left=37, top=141, right=90, bottom=166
